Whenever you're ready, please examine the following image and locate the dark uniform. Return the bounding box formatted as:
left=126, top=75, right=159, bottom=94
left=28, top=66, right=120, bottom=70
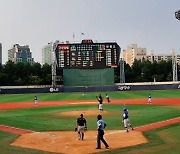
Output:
left=97, top=94, right=103, bottom=111
left=96, top=115, right=109, bottom=149
left=76, top=114, right=87, bottom=140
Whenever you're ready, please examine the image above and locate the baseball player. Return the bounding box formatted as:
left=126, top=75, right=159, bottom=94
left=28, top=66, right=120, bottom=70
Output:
left=122, top=108, right=134, bottom=132
left=97, top=94, right=103, bottom=112
left=75, top=114, right=87, bottom=140
left=105, top=94, right=110, bottom=103
left=148, top=93, right=152, bottom=104
left=34, top=96, right=38, bottom=106
left=96, top=114, right=109, bottom=149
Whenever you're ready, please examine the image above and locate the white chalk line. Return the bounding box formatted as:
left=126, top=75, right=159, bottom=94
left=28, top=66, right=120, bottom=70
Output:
left=0, top=124, right=35, bottom=133
left=134, top=117, right=180, bottom=129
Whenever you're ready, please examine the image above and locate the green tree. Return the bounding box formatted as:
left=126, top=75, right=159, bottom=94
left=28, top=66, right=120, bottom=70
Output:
left=41, top=64, right=51, bottom=85
left=3, top=61, right=16, bottom=85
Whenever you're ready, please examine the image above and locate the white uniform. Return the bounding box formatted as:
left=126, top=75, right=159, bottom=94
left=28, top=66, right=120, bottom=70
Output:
left=148, top=94, right=152, bottom=104
left=99, top=104, right=103, bottom=110
left=122, top=109, right=134, bottom=132
left=123, top=113, right=130, bottom=128
left=34, top=96, right=38, bottom=106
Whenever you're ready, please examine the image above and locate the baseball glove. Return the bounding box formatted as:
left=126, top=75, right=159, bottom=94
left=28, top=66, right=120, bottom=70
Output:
left=75, top=128, right=77, bottom=132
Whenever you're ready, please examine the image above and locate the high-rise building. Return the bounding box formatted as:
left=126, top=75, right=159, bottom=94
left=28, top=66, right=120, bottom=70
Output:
left=8, top=44, right=34, bottom=64
left=123, top=44, right=147, bottom=66
left=0, top=43, right=2, bottom=65
left=42, top=42, right=53, bottom=65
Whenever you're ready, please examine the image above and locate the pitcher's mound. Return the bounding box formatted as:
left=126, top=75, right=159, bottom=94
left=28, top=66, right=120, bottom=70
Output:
left=11, top=130, right=147, bottom=154
left=58, top=110, right=108, bottom=116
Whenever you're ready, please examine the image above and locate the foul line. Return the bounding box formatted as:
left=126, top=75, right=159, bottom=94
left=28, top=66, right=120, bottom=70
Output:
left=134, top=117, right=180, bottom=130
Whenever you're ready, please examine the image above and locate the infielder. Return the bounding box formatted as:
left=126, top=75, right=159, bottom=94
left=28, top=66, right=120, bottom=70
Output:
left=96, top=114, right=109, bottom=149
left=75, top=114, right=87, bottom=140
left=97, top=94, right=103, bottom=112
left=148, top=93, right=152, bottom=104
left=122, top=108, right=134, bottom=132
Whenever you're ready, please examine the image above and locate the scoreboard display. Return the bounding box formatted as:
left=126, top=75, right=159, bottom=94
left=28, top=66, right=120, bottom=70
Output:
left=56, top=40, right=120, bottom=69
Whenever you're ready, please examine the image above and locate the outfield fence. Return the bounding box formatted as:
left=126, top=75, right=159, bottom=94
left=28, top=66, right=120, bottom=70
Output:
left=0, top=81, right=180, bottom=94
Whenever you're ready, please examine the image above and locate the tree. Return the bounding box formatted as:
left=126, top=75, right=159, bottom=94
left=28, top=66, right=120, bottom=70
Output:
left=41, top=64, right=51, bottom=85
left=3, top=61, right=16, bottom=85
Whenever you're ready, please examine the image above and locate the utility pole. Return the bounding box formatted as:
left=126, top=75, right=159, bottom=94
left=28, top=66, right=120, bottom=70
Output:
left=119, top=58, right=125, bottom=83
left=52, top=40, right=59, bottom=87
left=171, top=49, right=178, bottom=81
left=119, top=47, right=125, bottom=84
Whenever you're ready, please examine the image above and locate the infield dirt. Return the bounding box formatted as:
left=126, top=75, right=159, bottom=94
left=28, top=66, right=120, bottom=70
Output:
left=11, top=130, right=147, bottom=154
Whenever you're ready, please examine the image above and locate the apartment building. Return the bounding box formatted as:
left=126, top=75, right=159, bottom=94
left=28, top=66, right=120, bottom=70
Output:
left=123, top=44, right=180, bottom=66
left=123, top=44, right=147, bottom=66
left=8, top=44, right=34, bottom=64
left=42, top=42, right=53, bottom=65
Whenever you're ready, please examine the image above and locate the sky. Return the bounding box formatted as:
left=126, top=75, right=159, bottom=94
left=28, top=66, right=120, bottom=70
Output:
left=0, top=0, right=180, bottom=64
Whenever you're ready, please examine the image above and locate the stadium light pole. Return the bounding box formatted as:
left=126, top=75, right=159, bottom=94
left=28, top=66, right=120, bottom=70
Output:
left=175, top=10, right=180, bottom=20
left=172, top=10, right=180, bottom=82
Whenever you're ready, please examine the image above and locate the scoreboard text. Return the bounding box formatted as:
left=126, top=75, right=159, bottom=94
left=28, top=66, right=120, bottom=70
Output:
left=56, top=40, right=120, bottom=69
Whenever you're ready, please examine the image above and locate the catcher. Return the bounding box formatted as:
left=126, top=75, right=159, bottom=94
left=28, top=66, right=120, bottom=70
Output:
left=75, top=114, right=87, bottom=140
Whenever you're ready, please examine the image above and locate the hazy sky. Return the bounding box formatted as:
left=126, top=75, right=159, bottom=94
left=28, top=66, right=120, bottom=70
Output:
left=0, top=0, right=180, bottom=64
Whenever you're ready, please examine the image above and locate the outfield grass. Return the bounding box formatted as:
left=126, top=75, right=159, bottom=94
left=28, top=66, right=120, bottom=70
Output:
left=0, top=89, right=180, bottom=103
left=101, top=124, right=180, bottom=154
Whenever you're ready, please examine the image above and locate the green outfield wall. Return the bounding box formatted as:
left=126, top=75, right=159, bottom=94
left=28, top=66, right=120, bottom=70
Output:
left=63, top=68, right=114, bottom=86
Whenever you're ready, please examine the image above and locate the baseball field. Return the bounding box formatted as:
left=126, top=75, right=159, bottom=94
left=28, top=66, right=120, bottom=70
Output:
left=0, top=90, right=180, bottom=154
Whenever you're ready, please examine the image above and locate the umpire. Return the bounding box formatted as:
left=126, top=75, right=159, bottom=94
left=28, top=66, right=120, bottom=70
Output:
left=96, top=114, right=109, bottom=149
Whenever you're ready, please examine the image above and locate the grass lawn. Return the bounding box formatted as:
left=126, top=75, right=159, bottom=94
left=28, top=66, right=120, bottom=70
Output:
left=0, top=89, right=180, bottom=103
left=0, top=104, right=179, bottom=131
left=0, top=90, right=179, bottom=154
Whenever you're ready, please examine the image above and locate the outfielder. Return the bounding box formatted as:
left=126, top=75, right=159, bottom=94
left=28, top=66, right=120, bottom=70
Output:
left=75, top=114, right=87, bottom=140
left=34, top=96, right=38, bottom=106
left=122, top=108, right=134, bottom=132
left=148, top=93, right=152, bottom=104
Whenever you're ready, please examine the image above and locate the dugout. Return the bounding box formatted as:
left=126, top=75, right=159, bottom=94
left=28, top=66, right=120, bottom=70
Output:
left=63, top=68, right=114, bottom=86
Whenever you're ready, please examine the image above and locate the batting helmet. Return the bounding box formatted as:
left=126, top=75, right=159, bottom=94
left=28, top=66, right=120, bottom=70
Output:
left=97, top=114, right=102, bottom=120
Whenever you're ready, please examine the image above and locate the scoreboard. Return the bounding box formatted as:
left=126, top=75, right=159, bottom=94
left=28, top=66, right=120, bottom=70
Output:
left=56, top=40, right=120, bottom=69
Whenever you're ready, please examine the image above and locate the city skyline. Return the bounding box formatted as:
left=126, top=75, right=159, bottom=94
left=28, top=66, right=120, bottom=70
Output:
left=0, top=0, right=180, bottom=64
